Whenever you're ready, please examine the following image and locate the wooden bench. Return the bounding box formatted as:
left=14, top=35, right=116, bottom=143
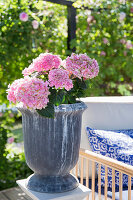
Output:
left=0, top=187, right=32, bottom=200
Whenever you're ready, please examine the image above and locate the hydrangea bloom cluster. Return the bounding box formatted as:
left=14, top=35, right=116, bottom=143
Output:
left=65, top=53, right=99, bottom=79
left=19, top=12, right=39, bottom=30
left=19, top=12, right=28, bottom=22
left=7, top=53, right=99, bottom=113
left=32, top=20, right=39, bottom=29
left=7, top=77, right=50, bottom=110
left=103, top=38, right=108, bottom=44
left=126, top=40, right=133, bottom=49
left=7, top=78, right=25, bottom=103
left=100, top=51, right=106, bottom=56
left=22, top=64, right=35, bottom=76
left=48, top=69, right=73, bottom=91
left=7, top=137, right=14, bottom=144
left=22, top=53, right=62, bottom=76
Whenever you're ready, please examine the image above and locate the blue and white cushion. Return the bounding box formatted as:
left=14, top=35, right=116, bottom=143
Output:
left=86, top=127, right=133, bottom=188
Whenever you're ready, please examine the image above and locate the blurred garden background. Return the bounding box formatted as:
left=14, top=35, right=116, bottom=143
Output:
left=0, top=0, right=133, bottom=191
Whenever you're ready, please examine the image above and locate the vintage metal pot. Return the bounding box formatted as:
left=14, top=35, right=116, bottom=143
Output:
left=18, top=102, right=87, bottom=193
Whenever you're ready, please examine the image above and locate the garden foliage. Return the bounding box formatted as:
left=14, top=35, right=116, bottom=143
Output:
left=0, top=0, right=133, bottom=102
left=0, top=1, right=67, bottom=189
left=74, top=0, right=133, bottom=96
left=0, top=109, right=32, bottom=190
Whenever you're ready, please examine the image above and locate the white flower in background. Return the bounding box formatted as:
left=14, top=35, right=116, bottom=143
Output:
left=119, top=12, right=126, bottom=23
left=32, top=20, right=39, bottom=29
left=119, top=0, right=126, bottom=4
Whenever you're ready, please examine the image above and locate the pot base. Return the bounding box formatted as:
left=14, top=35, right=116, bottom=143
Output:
left=25, top=173, right=79, bottom=193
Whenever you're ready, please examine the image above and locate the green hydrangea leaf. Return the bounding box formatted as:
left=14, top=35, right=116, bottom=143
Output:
left=56, top=90, right=65, bottom=105
left=36, top=103, right=54, bottom=118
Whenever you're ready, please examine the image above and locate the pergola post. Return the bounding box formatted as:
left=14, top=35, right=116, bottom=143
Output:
left=44, top=0, right=76, bottom=53
left=67, top=5, right=76, bottom=52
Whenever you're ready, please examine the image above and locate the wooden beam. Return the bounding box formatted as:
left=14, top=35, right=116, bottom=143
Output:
left=0, top=193, right=9, bottom=200
left=44, top=0, right=73, bottom=6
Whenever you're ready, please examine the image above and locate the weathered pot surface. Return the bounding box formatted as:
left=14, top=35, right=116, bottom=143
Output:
left=18, top=102, right=87, bottom=193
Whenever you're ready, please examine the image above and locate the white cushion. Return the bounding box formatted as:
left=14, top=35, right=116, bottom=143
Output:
left=79, top=96, right=133, bottom=177
left=80, top=96, right=133, bottom=150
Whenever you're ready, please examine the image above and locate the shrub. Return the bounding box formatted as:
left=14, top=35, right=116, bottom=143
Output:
left=0, top=151, right=32, bottom=190
left=74, top=0, right=133, bottom=96
left=0, top=116, right=31, bottom=190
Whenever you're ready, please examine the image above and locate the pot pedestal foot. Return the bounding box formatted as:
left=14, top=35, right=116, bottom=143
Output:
left=17, top=179, right=90, bottom=200
left=25, top=173, right=79, bottom=193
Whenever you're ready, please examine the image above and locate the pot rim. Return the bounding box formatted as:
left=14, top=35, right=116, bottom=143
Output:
left=54, top=101, right=87, bottom=112
left=17, top=101, right=87, bottom=113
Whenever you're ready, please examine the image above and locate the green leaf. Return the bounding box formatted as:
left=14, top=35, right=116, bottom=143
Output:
left=76, top=78, right=87, bottom=90
left=67, top=95, right=76, bottom=104
left=56, top=90, right=65, bottom=105
left=36, top=103, right=54, bottom=118
left=49, top=89, right=57, bottom=104
left=76, top=89, right=84, bottom=98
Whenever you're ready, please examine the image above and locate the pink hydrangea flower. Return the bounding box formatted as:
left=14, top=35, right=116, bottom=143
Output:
left=22, top=64, right=35, bottom=76
left=87, top=15, right=94, bottom=24
left=123, top=51, right=127, bottom=56
left=65, top=53, right=99, bottom=79
left=19, top=12, right=28, bottom=22
left=120, top=39, right=126, bottom=44
left=100, top=51, right=106, bottom=56
left=7, top=78, right=25, bottom=103
left=9, top=113, right=14, bottom=118
left=32, top=20, right=39, bottom=29
left=22, top=53, right=62, bottom=76
left=119, top=0, right=126, bottom=4
left=126, top=40, right=133, bottom=49
left=103, top=38, right=108, bottom=44
left=7, top=77, right=50, bottom=110
left=7, top=137, right=14, bottom=144
left=119, top=12, right=126, bottom=22
left=131, top=8, right=133, bottom=13
left=0, top=112, right=3, bottom=117
left=48, top=69, right=73, bottom=91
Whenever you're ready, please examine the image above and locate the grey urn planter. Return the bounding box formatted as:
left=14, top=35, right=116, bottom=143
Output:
left=18, top=102, right=87, bottom=193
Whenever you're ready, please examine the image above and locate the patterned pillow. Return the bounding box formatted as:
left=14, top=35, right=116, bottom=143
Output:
left=86, top=127, right=133, bottom=189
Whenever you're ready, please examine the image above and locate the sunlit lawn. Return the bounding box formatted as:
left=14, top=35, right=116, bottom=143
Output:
left=11, top=121, right=23, bottom=143
left=6, top=121, right=24, bottom=157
